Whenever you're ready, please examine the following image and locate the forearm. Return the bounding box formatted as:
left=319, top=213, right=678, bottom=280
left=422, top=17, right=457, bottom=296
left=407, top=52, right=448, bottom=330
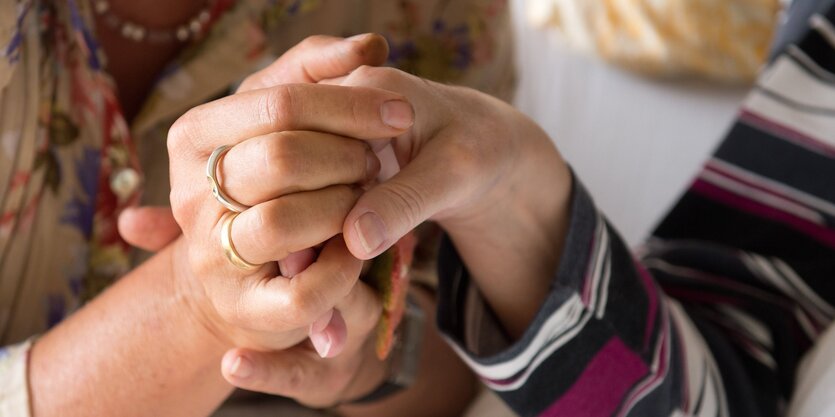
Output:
left=338, top=287, right=477, bottom=417
left=29, top=238, right=233, bottom=416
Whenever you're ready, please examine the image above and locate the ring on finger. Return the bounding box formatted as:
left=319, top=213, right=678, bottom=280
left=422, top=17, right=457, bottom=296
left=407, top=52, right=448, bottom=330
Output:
left=220, top=211, right=262, bottom=270
left=207, top=144, right=250, bottom=213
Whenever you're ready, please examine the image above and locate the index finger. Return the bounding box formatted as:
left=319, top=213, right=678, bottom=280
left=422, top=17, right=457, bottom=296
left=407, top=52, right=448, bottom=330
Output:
left=237, top=33, right=389, bottom=93
left=168, top=83, right=415, bottom=160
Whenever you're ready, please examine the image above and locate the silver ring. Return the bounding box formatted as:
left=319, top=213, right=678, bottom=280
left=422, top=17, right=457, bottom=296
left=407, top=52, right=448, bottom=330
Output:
left=206, top=145, right=250, bottom=213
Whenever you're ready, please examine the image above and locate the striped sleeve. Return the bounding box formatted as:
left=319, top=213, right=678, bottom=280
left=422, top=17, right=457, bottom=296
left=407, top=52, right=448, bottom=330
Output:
left=436, top=178, right=729, bottom=417
left=648, top=3, right=835, bottom=415
left=437, top=3, right=835, bottom=417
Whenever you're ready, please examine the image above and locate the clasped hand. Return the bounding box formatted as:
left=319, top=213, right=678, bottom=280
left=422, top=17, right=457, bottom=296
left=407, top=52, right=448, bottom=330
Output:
left=123, top=31, right=568, bottom=408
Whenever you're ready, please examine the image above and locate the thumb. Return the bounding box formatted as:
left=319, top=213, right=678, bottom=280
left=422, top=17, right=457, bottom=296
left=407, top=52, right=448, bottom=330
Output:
left=344, top=145, right=466, bottom=259
left=118, top=206, right=181, bottom=252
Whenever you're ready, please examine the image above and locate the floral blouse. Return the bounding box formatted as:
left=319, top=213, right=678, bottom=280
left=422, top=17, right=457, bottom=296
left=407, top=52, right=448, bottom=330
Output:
left=0, top=0, right=514, bottom=414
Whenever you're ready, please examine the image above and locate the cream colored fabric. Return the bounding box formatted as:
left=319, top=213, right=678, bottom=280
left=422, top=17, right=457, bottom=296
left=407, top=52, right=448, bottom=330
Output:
left=527, top=0, right=783, bottom=82
left=787, top=323, right=835, bottom=417
left=465, top=389, right=517, bottom=417
left=0, top=340, right=32, bottom=417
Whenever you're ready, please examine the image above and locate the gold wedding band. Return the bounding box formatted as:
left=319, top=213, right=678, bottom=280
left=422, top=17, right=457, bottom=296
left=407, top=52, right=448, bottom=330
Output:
left=207, top=145, right=250, bottom=213
left=220, top=211, right=262, bottom=270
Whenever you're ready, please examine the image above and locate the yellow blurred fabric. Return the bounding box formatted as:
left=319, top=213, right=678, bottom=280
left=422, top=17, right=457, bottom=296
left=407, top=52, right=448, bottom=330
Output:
left=527, top=0, right=784, bottom=82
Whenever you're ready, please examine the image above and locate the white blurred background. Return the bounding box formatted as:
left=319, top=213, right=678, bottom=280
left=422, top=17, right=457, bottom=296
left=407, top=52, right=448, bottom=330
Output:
left=466, top=9, right=751, bottom=412
left=510, top=0, right=749, bottom=246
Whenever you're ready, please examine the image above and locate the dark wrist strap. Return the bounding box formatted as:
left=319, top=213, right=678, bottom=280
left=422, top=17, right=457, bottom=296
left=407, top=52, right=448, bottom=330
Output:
left=343, top=294, right=425, bottom=405
left=347, top=381, right=405, bottom=404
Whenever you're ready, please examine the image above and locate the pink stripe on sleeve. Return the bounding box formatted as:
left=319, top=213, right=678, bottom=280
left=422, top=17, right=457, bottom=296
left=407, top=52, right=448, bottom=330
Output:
left=540, top=337, right=648, bottom=417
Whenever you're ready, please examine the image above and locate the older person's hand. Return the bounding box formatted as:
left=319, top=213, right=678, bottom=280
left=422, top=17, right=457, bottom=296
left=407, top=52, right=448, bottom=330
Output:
left=162, top=34, right=414, bottom=355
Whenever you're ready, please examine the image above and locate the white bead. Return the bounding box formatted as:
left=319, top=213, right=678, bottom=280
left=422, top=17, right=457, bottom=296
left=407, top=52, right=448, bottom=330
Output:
left=94, top=0, right=109, bottom=14
left=176, top=26, right=190, bottom=41
left=189, top=19, right=202, bottom=34
left=120, top=23, right=133, bottom=38
left=198, top=10, right=211, bottom=23
left=110, top=168, right=141, bottom=201
left=132, top=26, right=146, bottom=41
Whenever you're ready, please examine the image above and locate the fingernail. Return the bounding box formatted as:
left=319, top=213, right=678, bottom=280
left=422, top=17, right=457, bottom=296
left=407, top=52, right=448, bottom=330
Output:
left=278, top=259, right=290, bottom=277
left=310, top=330, right=333, bottom=358
left=310, top=309, right=334, bottom=334
left=347, top=33, right=372, bottom=42
left=230, top=355, right=253, bottom=379
left=381, top=100, right=414, bottom=130
left=354, top=211, right=387, bottom=255
left=366, top=150, right=381, bottom=182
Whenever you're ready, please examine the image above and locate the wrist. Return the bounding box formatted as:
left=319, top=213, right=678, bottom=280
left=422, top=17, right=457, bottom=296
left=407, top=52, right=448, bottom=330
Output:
left=339, top=287, right=477, bottom=417
left=438, top=115, right=573, bottom=338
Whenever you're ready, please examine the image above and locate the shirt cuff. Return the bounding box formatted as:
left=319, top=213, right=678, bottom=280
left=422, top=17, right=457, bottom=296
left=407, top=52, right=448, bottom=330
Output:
left=435, top=173, right=597, bottom=367
left=0, top=339, right=34, bottom=417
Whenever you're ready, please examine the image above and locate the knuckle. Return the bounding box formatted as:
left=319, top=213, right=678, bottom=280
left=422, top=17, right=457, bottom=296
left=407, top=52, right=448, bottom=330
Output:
left=167, top=108, right=200, bottom=155
left=353, top=64, right=390, bottom=80
left=351, top=64, right=377, bottom=80
left=333, top=184, right=360, bottom=204
left=352, top=65, right=400, bottom=89
left=349, top=65, right=381, bottom=88
left=261, top=133, right=301, bottom=188
left=382, top=181, right=426, bottom=229
left=374, top=66, right=400, bottom=85
left=237, top=74, right=257, bottom=91
left=279, top=360, right=307, bottom=394
left=279, top=289, right=318, bottom=326
left=445, top=137, right=482, bottom=180
left=299, top=287, right=327, bottom=319
left=168, top=189, right=203, bottom=236
left=299, top=34, right=326, bottom=49
left=261, top=85, right=296, bottom=130
left=347, top=144, right=370, bottom=180
left=354, top=289, right=383, bottom=331
left=247, top=203, right=288, bottom=254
